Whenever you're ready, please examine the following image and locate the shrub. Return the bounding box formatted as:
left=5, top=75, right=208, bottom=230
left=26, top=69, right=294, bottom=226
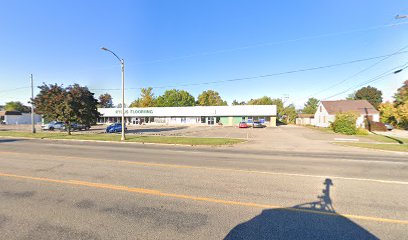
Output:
left=331, top=112, right=358, bottom=135
left=356, top=128, right=369, bottom=135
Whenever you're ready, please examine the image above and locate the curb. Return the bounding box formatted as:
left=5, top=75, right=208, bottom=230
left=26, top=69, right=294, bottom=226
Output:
left=0, top=135, right=244, bottom=148
left=331, top=142, right=408, bottom=155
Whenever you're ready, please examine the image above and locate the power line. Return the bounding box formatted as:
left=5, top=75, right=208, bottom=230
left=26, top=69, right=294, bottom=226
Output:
left=89, top=50, right=408, bottom=92
left=323, top=62, right=408, bottom=100
left=0, top=86, right=30, bottom=94
left=131, top=21, right=408, bottom=65
left=296, top=43, right=408, bottom=102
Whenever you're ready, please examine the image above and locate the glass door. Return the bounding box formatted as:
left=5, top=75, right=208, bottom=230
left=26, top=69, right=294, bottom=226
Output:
left=207, top=117, right=215, bottom=125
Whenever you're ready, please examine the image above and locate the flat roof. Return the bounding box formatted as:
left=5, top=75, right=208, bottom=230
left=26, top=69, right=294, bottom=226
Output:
left=99, top=105, right=277, bottom=117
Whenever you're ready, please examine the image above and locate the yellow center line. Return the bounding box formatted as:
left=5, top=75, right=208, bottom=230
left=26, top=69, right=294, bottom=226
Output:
left=0, top=171, right=407, bottom=225
left=1, top=151, right=408, bottom=185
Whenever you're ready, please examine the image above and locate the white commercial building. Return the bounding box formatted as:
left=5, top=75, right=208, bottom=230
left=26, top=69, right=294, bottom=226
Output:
left=0, top=111, right=42, bottom=125
left=98, top=105, right=277, bottom=126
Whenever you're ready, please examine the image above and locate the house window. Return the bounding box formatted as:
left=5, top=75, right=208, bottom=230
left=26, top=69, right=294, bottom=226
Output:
left=320, top=106, right=322, bottom=112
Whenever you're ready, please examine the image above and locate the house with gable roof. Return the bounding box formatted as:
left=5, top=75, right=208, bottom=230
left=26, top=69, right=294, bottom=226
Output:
left=313, top=100, right=379, bottom=128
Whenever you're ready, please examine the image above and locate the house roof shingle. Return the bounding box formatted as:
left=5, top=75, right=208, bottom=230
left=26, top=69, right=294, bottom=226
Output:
left=321, top=100, right=379, bottom=115
left=0, top=111, right=22, bottom=116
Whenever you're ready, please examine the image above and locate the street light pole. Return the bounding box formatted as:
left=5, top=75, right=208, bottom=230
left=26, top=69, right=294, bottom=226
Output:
left=121, top=59, right=125, bottom=141
left=30, top=74, right=36, bottom=133
left=101, top=47, right=126, bottom=141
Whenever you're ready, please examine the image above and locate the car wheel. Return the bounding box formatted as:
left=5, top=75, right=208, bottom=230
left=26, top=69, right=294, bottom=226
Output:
left=49, top=127, right=54, bottom=131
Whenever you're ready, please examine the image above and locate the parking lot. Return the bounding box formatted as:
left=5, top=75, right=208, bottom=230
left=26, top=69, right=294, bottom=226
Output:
left=1, top=123, right=388, bottom=153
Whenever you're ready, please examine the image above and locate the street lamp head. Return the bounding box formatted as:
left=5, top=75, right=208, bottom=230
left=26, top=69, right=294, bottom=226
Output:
left=101, top=47, right=109, bottom=51
left=394, top=69, right=403, bottom=74
left=395, top=14, right=408, bottom=19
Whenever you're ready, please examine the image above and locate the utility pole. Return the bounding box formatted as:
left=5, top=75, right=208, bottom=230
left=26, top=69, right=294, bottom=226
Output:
left=30, top=74, right=36, bottom=133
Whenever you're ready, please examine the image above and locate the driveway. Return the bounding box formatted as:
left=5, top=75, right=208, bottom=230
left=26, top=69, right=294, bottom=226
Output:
left=374, top=129, right=408, bottom=139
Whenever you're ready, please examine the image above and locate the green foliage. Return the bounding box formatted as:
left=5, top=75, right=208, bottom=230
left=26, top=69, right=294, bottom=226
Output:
left=33, top=83, right=99, bottom=135
left=4, top=101, right=31, bottom=113
left=354, top=86, right=383, bottom=109
left=378, top=102, right=397, bottom=125
left=394, top=80, right=408, bottom=107
left=346, top=92, right=356, bottom=100
left=356, top=128, right=369, bottom=135
left=130, top=87, right=156, bottom=107
left=281, top=104, right=297, bottom=124
left=396, top=102, right=408, bottom=129
left=302, top=97, right=319, bottom=114
left=248, top=97, right=284, bottom=114
left=331, top=112, right=358, bottom=135
left=197, top=90, right=227, bottom=106
left=232, top=100, right=246, bottom=105
left=98, top=93, right=114, bottom=108
left=155, top=89, right=195, bottom=107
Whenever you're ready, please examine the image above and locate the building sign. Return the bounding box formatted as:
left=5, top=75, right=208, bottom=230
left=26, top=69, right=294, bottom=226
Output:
left=115, top=109, right=153, bottom=114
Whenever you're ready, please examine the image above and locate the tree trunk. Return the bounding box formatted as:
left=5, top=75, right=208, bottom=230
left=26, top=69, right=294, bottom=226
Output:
left=68, top=126, right=71, bottom=135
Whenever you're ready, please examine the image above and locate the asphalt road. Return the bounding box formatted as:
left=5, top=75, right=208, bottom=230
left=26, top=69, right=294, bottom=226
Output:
left=0, top=138, right=407, bottom=239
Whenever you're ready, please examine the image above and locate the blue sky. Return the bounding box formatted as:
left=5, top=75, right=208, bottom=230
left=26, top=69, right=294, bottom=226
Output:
left=0, top=0, right=407, bottom=108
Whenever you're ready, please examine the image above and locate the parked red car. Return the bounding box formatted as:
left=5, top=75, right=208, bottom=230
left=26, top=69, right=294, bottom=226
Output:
left=239, top=122, right=249, bottom=128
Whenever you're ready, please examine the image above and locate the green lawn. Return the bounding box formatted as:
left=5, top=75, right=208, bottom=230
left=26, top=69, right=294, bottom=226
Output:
left=334, top=142, right=408, bottom=152
left=304, top=125, right=408, bottom=144
left=359, top=134, right=408, bottom=144
left=0, top=131, right=244, bottom=146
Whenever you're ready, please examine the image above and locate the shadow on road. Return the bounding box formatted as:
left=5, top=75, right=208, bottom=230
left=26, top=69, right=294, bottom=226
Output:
left=371, top=131, right=404, bottom=144
left=224, top=179, right=378, bottom=240
left=0, top=139, right=24, bottom=143
left=126, top=126, right=188, bottom=134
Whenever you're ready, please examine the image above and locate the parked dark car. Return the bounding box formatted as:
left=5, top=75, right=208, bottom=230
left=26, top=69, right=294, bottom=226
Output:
left=106, top=123, right=127, bottom=133
left=239, top=122, right=249, bottom=128
left=63, top=123, right=90, bottom=131
left=253, top=121, right=265, bottom=128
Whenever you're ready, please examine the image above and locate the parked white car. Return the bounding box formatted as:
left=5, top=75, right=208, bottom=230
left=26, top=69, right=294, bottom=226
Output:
left=384, top=123, right=394, bottom=131
left=41, top=121, right=65, bottom=131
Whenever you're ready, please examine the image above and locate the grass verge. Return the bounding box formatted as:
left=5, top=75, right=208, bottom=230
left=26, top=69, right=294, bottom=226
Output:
left=358, top=134, right=408, bottom=144
left=334, top=142, right=408, bottom=152
left=304, top=125, right=408, bottom=144
left=0, top=131, right=244, bottom=146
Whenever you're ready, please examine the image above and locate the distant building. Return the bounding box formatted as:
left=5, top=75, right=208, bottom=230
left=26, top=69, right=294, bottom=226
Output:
left=98, top=105, right=277, bottom=127
left=313, top=100, right=379, bottom=128
left=0, top=111, right=42, bottom=125
left=296, top=114, right=315, bottom=125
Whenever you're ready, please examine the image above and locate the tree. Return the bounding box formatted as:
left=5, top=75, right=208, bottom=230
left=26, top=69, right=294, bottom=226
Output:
left=232, top=100, right=246, bottom=105
left=98, top=93, right=114, bottom=108
left=197, top=90, right=227, bottom=106
left=281, top=104, right=297, bottom=124
left=346, top=92, right=356, bottom=100
left=302, top=98, right=319, bottom=114
left=247, top=96, right=273, bottom=105
left=33, top=83, right=99, bottom=135
left=4, top=101, right=31, bottom=113
left=396, top=102, right=408, bottom=129
left=129, top=99, right=141, bottom=108
left=130, top=87, right=156, bottom=108
left=156, top=89, right=195, bottom=107
left=247, top=96, right=284, bottom=116
left=354, top=86, right=383, bottom=109
left=378, top=102, right=397, bottom=125
left=394, top=80, right=408, bottom=107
